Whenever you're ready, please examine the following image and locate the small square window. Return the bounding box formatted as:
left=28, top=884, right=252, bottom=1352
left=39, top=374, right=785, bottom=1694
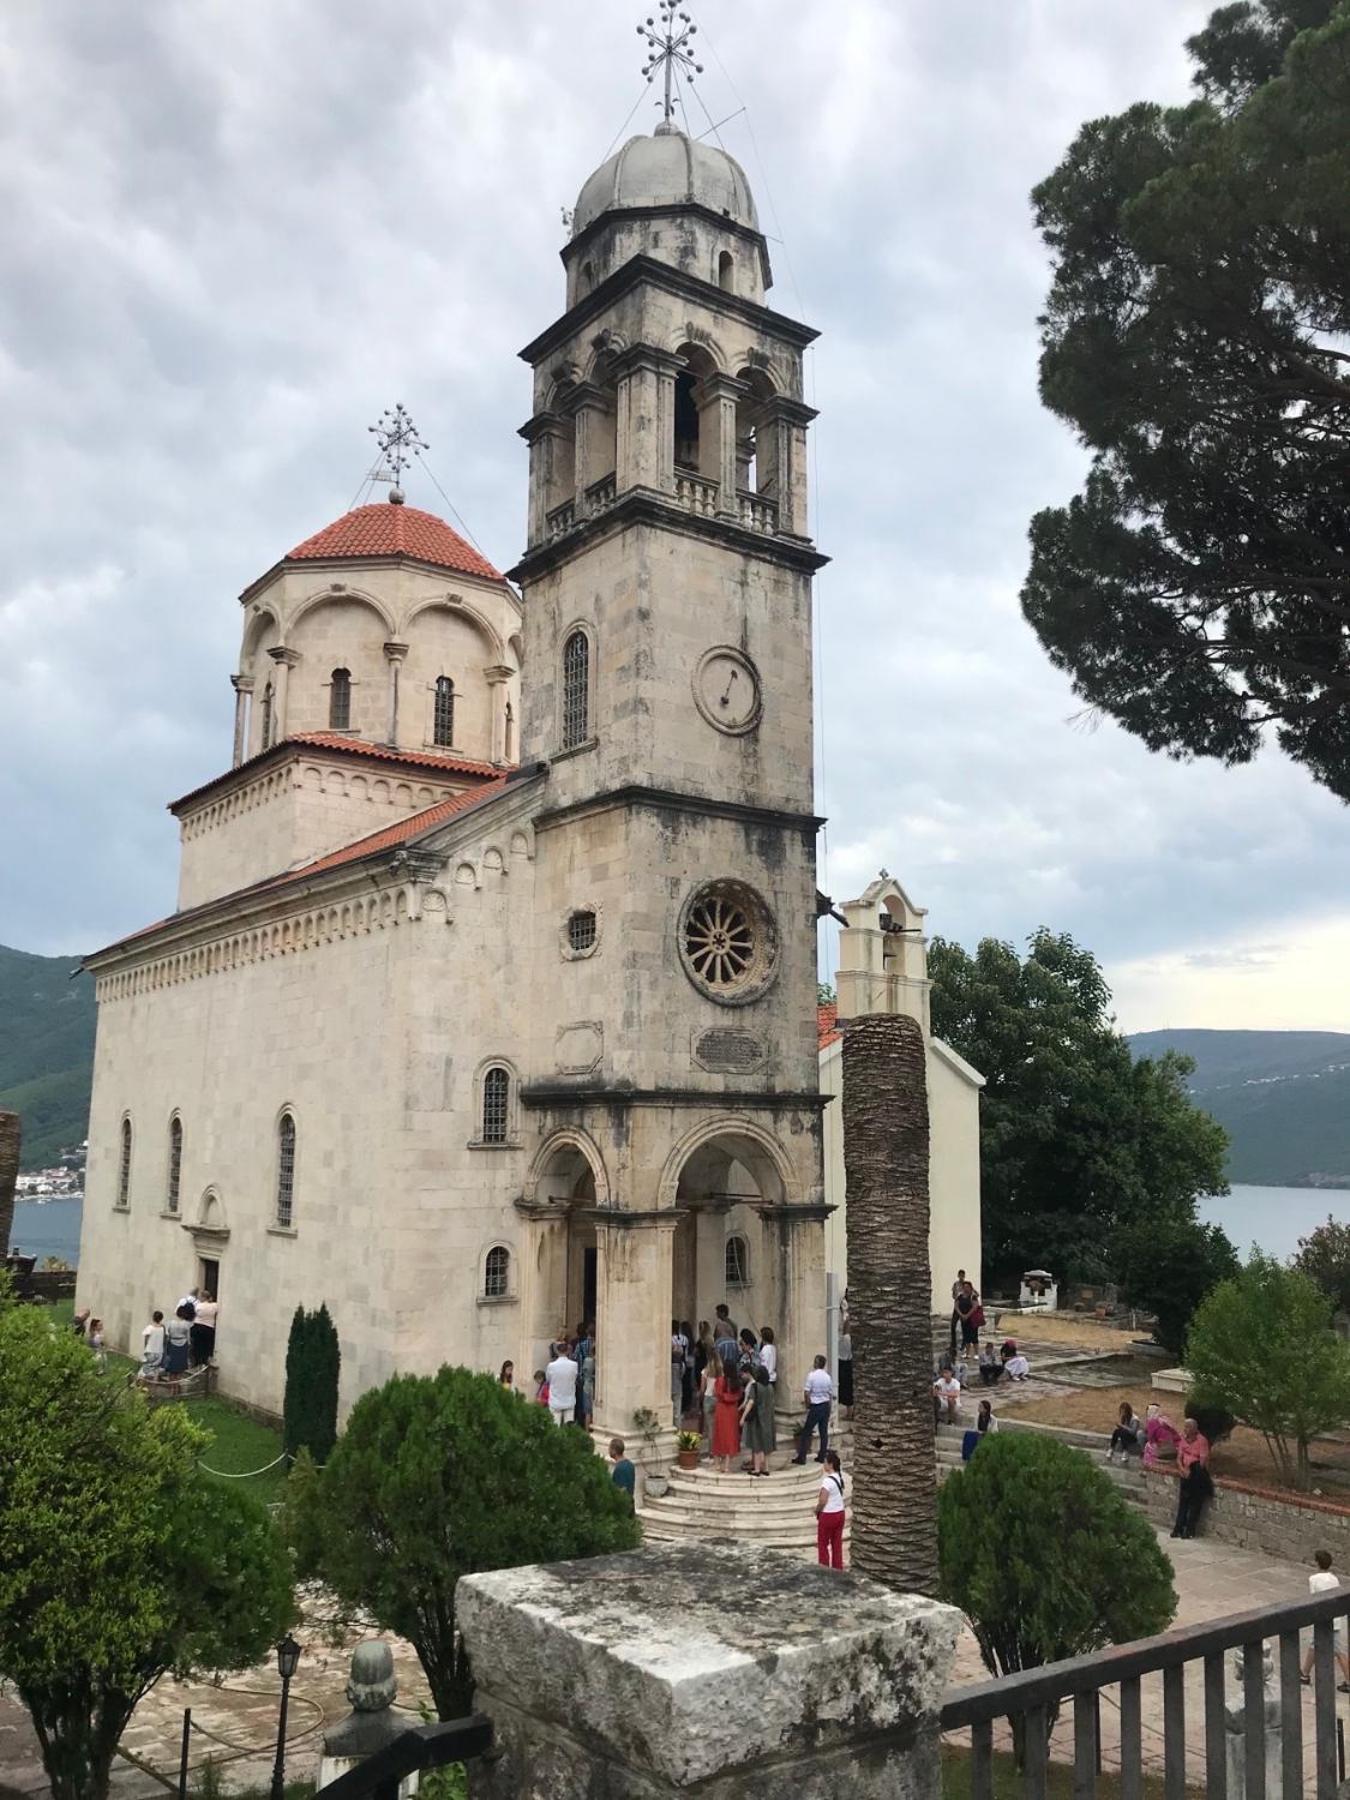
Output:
left=568, top=910, right=597, bottom=952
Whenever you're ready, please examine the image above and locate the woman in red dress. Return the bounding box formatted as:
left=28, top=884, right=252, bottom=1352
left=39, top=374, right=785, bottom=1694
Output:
left=712, top=1355, right=743, bottom=1473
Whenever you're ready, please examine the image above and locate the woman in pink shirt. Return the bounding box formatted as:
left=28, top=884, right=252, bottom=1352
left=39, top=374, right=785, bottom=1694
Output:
left=1171, top=1418, right=1212, bottom=1539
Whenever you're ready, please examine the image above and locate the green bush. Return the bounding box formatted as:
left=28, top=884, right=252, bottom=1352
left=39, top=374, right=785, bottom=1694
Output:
left=282, top=1303, right=340, bottom=1464
left=939, top=1433, right=1175, bottom=1685
left=0, top=1294, right=293, bottom=1800
left=1186, top=1254, right=1350, bottom=1488
left=293, top=1366, right=639, bottom=1718
left=1113, top=1215, right=1239, bottom=1356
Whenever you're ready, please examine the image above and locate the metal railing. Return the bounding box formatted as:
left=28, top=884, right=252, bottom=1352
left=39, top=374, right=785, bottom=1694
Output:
left=318, top=1714, right=493, bottom=1799
left=940, top=1587, right=1350, bottom=1797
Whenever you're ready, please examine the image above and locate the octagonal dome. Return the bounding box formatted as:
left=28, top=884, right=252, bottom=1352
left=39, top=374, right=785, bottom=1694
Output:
left=571, top=123, right=759, bottom=240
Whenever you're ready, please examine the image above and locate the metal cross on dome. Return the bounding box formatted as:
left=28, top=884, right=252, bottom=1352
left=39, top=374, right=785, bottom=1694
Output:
left=368, top=404, right=428, bottom=502
left=637, top=4, right=704, bottom=125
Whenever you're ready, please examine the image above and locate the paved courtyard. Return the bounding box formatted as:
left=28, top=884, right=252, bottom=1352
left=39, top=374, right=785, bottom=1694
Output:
left=1, top=1530, right=1341, bottom=1795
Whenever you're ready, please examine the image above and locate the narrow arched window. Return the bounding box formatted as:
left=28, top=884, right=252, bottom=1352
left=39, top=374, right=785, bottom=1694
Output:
left=482, top=1067, right=510, bottom=1144
left=116, top=1117, right=132, bottom=1209
left=329, top=667, right=351, bottom=730
left=561, top=631, right=589, bottom=749
left=260, top=681, right=274, bottom=749
left=504, top=700, right=515, bottom=764
left=725, top=1234, right=749, bottom=1287
left=718, top=250, right=734, bottom=293
left=484, top=1245, right=510, bottom=1299
left=276, top=1112, right=296, bottom=1228
left=433, top=676, right=455, bottom=747
left=166, top=1116, right=182, bottom=1215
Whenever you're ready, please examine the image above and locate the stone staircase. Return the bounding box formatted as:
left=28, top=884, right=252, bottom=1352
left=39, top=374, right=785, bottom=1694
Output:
left=638, top=1420, right=1146, bottom=1558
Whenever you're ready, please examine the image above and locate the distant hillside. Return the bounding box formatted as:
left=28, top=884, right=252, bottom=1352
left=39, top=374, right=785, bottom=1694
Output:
left=0, top=946, right=95, bottom=1168
left=1129, top=1028, right=1350, bottom=1189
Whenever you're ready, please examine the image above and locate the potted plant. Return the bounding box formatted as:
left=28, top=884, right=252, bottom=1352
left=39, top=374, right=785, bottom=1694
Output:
left=676, top=1429, right=702, bottom=1470
left=632, top=1406, right=668, bottom=1497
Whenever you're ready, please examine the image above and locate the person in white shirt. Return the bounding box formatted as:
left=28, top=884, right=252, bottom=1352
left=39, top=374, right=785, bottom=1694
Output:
left=933, top=1371, right=962, bottom=1423
left=138, top=1311, right=165, bottom=1382
left=791, top=1355, right=835, bottom=1464
left=545, top=1343, right=579, bottom=1426
left=1301, top=1550, right=1350, bottom=1686
left=758, top=1325, right=778, bottom=1386
left=1005, top=1352, right=1031, bottom=1381
left=815, top=1449, right=847, bottom=1569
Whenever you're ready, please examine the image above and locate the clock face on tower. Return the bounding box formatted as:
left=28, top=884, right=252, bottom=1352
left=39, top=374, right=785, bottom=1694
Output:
left=693, top=646, right=762, bottom=736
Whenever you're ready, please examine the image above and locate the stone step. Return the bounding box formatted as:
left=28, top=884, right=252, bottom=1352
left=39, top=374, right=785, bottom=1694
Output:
left=643, top=1502, right=852, bottom=1536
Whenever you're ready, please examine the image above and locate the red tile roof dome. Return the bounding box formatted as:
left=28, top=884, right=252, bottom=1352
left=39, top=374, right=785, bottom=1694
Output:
left=285, top=500, right=503, bottom=582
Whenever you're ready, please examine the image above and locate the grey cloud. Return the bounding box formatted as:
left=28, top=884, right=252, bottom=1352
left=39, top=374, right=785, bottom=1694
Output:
left=2, top=0, right=1346, bottom=1024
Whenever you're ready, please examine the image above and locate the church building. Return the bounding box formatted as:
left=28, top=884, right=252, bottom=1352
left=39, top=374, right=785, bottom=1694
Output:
left=78, top=117, right=833, bottom=1453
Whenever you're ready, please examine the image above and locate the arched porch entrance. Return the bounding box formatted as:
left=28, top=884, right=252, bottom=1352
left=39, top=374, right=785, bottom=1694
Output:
left=668, top=1128, right=789, bottom=1347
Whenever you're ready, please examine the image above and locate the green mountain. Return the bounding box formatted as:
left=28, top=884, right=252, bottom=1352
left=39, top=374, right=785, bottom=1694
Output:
left=1129, top=1029, right=1350, bottom=1189
left=0, top=946, right=95, bottom=1168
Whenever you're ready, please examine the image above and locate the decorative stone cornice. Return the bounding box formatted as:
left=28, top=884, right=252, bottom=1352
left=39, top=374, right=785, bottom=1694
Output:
left=508, top=485, right=828, bottom=583
left=267, top=645, right=302, bottom=667
left=230, top=674, right=255, bottom=694
left=519, top=1086, right=829, bottom=1112
left=382, top=639, right=410, bottom=663
left=532, top=783, right=824, bottom=838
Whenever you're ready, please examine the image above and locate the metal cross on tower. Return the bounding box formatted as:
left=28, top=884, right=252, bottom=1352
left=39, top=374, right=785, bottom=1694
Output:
left=637, top=4, right=704, bottom=126
left=368, top=404, right=428, bottom=504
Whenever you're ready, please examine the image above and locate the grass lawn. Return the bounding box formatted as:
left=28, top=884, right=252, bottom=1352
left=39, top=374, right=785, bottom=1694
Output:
left=942, top=1743, right=1196, bottom=1797
left=34, top=1297, right=288, bottom=1505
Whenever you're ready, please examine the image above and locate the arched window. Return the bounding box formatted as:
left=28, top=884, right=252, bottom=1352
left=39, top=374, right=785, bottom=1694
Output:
left=725, top=1234, right=749, bottom=1288
left=329, top=667, right=351, bottom=730
left=260, top=681, right=274, bottom=749
left=504, top=700, right=515, bottom=764
left=718, top=250, right=734, bottom=293
left=433, top=676, right=455, bottom=747
left=276, top=1112, right=296, bottom=1228
left=166, top=1116, right=182, bottom=1215
left=674, top=371, right=700, bottom=470
left=116, top=1117, right=132, bottom=1209
left=482, top=1067, right=510, bottom=1144
left=561, top=631, right=589, bottom=749
left=484, top=1245, right=511, bottom=1299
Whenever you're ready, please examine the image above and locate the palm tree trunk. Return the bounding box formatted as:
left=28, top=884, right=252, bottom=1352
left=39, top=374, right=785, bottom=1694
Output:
left=0, top=1110, right=20, bottom=1260
left=843, top=1013, right=938, bottom=1595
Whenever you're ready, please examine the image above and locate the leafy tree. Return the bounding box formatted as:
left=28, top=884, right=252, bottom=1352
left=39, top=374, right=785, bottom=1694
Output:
left=295, top=1366, right=640, bottom=1718
left=939, top=1432, right=1175, bottom=1762
left=1114, top=1215, right=1240, bottom=1354
left=283, top=1302, right=340, bottom=1464
left=929, top=929, right=1228, bottom=1282
left=1294, top=1215, right=1350, bottom=1315
left=1022, top=0, right=1350, bottom=800
left=1186, top=1253, right=1350, bottom=1487
left=0, top=1296, right=293, bottom=1800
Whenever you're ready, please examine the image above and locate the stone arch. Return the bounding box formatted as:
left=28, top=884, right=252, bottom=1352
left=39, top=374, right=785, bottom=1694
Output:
left=657, top=1115, right=796, bottom=1212
left=198, top=1186, right=227, bottom=1233
left=400, top=593, right=508, bottom=662
left=287, top=584, right=397, bottom=637
left=525, top=1127, right=612, bottom=1210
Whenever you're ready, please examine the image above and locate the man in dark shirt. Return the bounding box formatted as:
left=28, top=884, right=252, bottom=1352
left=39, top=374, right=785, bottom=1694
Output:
left=609, top=1436, right=636, bottom=1502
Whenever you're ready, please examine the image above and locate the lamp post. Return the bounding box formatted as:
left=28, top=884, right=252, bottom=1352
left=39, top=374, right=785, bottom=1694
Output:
left=270, top=1633, right=302, bottom=1800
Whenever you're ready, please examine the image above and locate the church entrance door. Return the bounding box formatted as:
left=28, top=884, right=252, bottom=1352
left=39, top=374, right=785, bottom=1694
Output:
left=198, top=1255, right=220, bottom=1300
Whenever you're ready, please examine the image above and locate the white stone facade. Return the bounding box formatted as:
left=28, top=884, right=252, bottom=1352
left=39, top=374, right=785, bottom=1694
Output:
left=79, top=124, right=833, bottom=1451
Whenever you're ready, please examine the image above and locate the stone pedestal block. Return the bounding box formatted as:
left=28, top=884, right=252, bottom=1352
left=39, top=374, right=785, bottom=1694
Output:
left=458, top=1541, right=961, bottom=1798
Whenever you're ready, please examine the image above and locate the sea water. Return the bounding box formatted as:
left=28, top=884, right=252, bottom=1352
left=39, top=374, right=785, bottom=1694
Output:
left=12, top=1185, right=1347, bottom=1274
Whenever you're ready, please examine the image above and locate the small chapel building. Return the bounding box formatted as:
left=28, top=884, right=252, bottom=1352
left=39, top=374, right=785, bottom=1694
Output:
left=78, top=120, right=832, bottom=1452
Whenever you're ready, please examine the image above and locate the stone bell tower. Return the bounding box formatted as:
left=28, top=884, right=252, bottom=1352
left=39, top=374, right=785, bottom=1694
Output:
left=510, top=41, right=830, bottom=1449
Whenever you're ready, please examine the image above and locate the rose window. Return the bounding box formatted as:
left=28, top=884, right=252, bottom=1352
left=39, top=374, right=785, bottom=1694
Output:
left=679, top=880, right=778, bottom=1005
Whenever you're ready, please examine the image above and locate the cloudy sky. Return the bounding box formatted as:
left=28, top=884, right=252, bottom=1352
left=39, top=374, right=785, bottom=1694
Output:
left=2, top=0, right=1346, bottom=1034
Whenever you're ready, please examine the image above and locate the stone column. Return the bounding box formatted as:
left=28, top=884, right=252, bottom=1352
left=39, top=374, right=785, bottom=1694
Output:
left=692, top=1201, right=730, bottom=1331
left=613, top=345, right=681, bottom=496
left=700, top=372, right=749, bottom=517
left=564, top=381, right=614, bottom=507
left=516, top=1204, right=570, bottom=1396
left=590, top=1209, right=678, bottom=1462
left=760, top=396, right=818, bottom=537
left=230, top=675, right=254, bottom=767
left=380, top=640, right=408, bottom=747
left=518, top=411, right=573, bottom=546
left=0, top=1110, right=20, bottom=1260
left=770, top=1202, right=832, bottom=1404
left=267, top=645, right=301, bottom=741
left=458, top=1541, right=962, bottom=1800
left=484, top=665, right=514, bottom=765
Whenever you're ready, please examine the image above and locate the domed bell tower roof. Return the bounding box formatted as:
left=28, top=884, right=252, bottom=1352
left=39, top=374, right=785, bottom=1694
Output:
left=571, top=124, right=760, bottom=241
